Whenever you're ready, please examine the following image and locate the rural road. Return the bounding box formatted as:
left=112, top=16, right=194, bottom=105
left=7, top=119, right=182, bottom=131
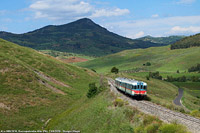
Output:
left=108, top=78, right=200, bottom=133
left=173, top=88, right=183, bottom=106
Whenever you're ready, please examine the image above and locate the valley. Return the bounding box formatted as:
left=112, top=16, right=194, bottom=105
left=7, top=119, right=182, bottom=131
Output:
left=0, top=15, right=200, bottom=133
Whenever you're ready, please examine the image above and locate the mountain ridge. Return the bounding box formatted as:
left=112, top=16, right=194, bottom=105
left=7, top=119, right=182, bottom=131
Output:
left=138, top=35, right=185, bottom=45
left=171, top=33, right=200, bottom=49
left=0, top=18, right=166, bottom=56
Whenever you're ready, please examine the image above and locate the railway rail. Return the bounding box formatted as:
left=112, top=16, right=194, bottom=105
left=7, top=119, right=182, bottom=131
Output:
left=108, top=78, right=200, bottom=133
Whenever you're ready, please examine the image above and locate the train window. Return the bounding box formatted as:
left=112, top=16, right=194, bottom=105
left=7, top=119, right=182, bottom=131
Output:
left=144, top=86, right=147, bottom=89
left=134, top=86, right=136, bottom=89
left=137, top=85, right=139, bottom=89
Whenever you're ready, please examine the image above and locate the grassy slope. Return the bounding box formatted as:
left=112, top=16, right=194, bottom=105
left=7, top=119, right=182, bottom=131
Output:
left=39, top=50, right=95, bottom=60
left=173, top=82, right=200, bottom=110
left=78, top=45, right=200, bottom=73
left=0, top=39, right=99, bottom=129
left=47, top=87, right=189, bottom=133
left=109, top=73, right=179, bottom=108
left=171, top=33, right=200, bottom=49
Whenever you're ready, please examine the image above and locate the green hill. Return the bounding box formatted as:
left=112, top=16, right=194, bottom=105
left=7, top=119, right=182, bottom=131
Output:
left=0, top=18, right=165, bottom=56
left=0, top=38, right=100, bottom=129
left=0, top=39, right=186, bottom=132
left=138, top=35, right=185, bottom=45
left=171, top=33, right=200, bottom=49
left=77, top=45, right=200, bottom=73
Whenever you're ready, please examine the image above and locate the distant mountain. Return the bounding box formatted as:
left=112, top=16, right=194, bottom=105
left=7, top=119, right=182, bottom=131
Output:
left=171, top=33, right=200, bottom=50
left=138, top=35, right=185, bottom=45
left=0, top=18, right=165, bottom=56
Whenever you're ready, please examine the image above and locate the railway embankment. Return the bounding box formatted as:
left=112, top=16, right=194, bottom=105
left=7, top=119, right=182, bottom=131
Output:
left=108, top=78, right=200, bottom=133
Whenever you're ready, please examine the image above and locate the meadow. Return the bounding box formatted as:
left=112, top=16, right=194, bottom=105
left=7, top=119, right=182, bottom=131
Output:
left=0, top=39, right=190, bottom=132
left=77, top=45, right=200, bottom=74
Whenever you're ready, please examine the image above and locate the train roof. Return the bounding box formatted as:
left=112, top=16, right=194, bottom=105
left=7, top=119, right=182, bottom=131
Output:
left=115, top=77, right=147, bottom=85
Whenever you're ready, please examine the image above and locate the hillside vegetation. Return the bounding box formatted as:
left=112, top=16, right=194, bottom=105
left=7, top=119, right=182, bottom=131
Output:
left=171, top=33, right=200, bottom=49
left=0, top=39, right=189, bottom=132
left=78, top=45, right=200, bottom=73
left=138, top=35, right=185, bottom=45
left=0, top=18, right=165, bottom=56
left=0, top=38, right=99, bottom=129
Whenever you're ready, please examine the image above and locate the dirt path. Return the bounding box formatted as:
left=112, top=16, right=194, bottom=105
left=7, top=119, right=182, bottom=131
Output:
left=174, top=88, right=183, bottom=106
left=34, top=70, right=68, bottom=95
left=108, top=78, right=200, bottom=133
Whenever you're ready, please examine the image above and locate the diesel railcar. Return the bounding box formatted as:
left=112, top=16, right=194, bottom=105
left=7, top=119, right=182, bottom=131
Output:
left=115, top=77, right=147, bottom=97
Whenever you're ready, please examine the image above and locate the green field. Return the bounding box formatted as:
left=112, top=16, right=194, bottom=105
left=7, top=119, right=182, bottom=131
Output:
left=1, top=39, right=189, bottom=132
left=0, top=39, right=99, bottom=129
left=39, top=50, right=95, bottom=60
left=77, top=45, right=200, bottom=73
left=129, top=72, right=200, bottom=79
left=173, top=82, right=200, bottom=110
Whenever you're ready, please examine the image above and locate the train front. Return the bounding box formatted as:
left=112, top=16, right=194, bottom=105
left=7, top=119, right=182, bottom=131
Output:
left=133, top=81, right=147, bottom=96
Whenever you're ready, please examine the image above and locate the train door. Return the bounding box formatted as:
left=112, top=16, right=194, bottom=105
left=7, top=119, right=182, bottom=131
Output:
left=125, top=83, right=127, bottom=94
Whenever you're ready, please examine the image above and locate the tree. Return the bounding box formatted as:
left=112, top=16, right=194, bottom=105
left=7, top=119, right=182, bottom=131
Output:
left=146, top=62, right=151, bottom=66
left=111, top=67, right=119, bottom=74
left=87, top=83, right=98, bottom=98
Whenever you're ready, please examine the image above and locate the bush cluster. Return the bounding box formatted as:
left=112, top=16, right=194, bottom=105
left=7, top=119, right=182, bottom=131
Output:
left=188, top=64, right=200, bottom=72
left=111, top=67, right=119, bottom=74
left=113, top=98, right=124, bottom=107
left=87, top=83, right=105, bottom=98
left=149, top=72, right=162, bottom=80
left=166, top=76, right=187, bottom=82
left=143, top=62, right=151, bottom=66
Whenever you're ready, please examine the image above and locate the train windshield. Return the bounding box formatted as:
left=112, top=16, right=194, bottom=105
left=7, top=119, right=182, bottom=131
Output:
left=143, top=86, right=147, bottom=89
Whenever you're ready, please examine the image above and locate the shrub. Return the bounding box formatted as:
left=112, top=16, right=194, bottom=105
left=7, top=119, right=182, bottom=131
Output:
left=119, top=123, right=134, bottom=132
left=143, top=115, right=159, bottom=126
left=146, top=62, right=151, bottom=66
left=135, top=126, right=145, bottom=133
left=146, top=76, right=150, bottom=80
left=113, top=98, right=124, bottom=107
left=145, top=122, right=161, bottom=133
left=159, top=123, right=188, bottom=133
left=190, top=110, right=200, bottom=118
left=87, top=82, right=98, bottom=98
left=91, top=69, right=96, bottom=72
left=177, top=70, right=179, bottom=73
left=123, top=107, right=135, bottom=121
left=111, top=67, right=119, bottom=74
left=149, top=71, right=162, bottom=80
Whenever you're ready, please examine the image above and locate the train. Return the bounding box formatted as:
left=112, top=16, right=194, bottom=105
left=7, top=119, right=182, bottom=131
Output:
left=115, top=77, right=147, bottom=97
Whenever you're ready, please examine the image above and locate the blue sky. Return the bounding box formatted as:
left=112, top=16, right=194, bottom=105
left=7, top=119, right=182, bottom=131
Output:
left=0, top=0, right=200, bottom=38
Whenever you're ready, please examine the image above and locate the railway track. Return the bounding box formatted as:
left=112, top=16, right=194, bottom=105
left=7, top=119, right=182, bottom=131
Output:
left=108, top=78, right=200, bottom=133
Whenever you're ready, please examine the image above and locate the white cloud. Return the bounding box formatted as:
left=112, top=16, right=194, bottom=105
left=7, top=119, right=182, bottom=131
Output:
left=177, top=0, right=196, bottom=4
left=0, top=10, right=7, bottom=16
left=29, top=0, right=93, bottom=20
left=103, top=15, right=200, bottom=38
left=151, top=14, right=159, bottom=18
left=170, top=26, right=200, bottom=34
left=127, top=31, right=144, bottom=39
left=91, top=8, right=130, bottom=18
left=29, top=0, right=130, bottom=20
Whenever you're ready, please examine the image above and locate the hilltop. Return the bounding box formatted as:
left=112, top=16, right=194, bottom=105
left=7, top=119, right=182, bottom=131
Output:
left=171, top=33, right=200, bottom=49
left=78, top=45, right=200, bottom=73
left=138, top=35, right=185, bottom=45
left=0, top=18, right=165, bottom=56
